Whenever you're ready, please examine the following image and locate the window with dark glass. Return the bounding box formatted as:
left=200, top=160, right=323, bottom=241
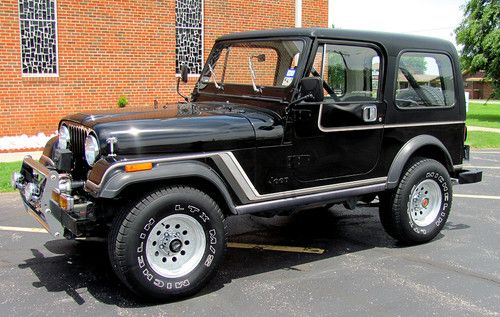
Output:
left=396, top=52, right=455, bottom=108
left=175, top=0, right=203, bottom=75
left=19, top=0, right=58, bottom=76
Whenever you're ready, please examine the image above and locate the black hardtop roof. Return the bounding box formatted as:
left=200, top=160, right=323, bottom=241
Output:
left=216, top=28, right=457, bottom=56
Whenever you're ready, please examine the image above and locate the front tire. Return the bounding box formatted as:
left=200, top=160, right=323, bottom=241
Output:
left=379, top=158, right=452, bottom=244
left=108, top=185, right=226, bottom=300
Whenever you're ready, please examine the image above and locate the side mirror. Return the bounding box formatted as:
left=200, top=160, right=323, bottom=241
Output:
left=180, top=64, right=189, bottom=83
left=177, top=64, right=190, bottom=102
left=300, top=77, right=324, bottom=102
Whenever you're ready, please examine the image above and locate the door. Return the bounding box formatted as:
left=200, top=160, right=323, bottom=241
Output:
left=291, top=42, right=386, bottom=184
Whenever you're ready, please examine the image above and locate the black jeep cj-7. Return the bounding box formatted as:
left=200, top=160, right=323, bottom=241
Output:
left=13, top=28, right=482, bottom=300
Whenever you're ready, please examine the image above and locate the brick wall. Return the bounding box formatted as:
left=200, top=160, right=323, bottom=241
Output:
left=0, top=0, right=328, bottom=139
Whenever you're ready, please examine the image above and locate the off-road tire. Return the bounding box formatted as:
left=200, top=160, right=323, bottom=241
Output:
left=397, top=86, right=445, bottom=106
left=379, top=158, right=452, bottom=244
left=108, top=185, right=226, bottom=301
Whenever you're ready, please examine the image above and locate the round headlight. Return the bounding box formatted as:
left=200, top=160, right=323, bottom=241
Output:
left=84, top=134, right=99, bottom=166
left=58, top=125, right=70, bottom=149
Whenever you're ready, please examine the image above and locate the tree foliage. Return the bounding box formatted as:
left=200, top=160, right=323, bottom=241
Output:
left=400, top=56, right=428, bottom=74
left=327, top=52, right=345, bottom=94
left=455, top=0, right=500, bottom=97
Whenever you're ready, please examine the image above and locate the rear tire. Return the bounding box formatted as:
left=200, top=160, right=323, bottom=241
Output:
left=108, top=185, right=226, bottom=300
left=379, top=158, right=452, bottom=244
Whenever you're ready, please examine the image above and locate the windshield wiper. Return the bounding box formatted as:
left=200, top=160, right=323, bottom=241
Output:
left=248, top=55, right=264, bottom=93
left=207, top=63, right=222, bottom=90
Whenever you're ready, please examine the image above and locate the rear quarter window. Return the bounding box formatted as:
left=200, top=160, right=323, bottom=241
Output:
left=395, top=52, right=455, bottom=109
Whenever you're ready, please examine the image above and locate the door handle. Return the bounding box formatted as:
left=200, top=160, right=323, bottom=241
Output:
left=362, top=105, right=377, bottom=122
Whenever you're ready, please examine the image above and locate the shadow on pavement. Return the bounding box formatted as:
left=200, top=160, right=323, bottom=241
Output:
left=17, top=205, right=471, bottom=307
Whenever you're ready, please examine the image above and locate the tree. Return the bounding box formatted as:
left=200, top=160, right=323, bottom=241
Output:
left=455, top=0, right=500, bottom=98
left=400, top=56, right=427, bottom=74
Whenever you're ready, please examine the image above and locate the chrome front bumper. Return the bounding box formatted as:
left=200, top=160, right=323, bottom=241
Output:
left=12, top=156, right=65, bottom=238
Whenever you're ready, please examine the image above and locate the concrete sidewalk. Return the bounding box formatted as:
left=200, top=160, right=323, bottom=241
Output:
left=470, top=99, right=500, bottom=105
left=468, top=126, right=500, bottom=133
left=0, top=151, right=42, bottom=163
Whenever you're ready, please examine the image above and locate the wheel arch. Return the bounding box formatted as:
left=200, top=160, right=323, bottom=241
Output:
left=98, top=160, right=239, bottom=215
left=386, top=135, right=453, bottom=189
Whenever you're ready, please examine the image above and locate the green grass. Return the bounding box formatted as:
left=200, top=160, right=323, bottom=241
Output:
left=0, top=161, right=21, bottom=192
left=466, top=131, right=500, bottom=149
left=466, top=102, right=500, bottom=129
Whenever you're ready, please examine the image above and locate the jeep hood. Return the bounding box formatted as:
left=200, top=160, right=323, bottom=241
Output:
left=62, top=102, right=283, bottom=155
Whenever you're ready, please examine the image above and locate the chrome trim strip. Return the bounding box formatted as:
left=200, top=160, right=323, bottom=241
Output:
left=88, top=151, right=228, bottom=189
left=87, top=151, right=388, bottom=203
left=384, top=121, right=465, bottom=129
left=216, top=152, right=387, bottom=202
left=317, top=103, right=465, bottom=132
left=317, top=104, right=384, bottom=132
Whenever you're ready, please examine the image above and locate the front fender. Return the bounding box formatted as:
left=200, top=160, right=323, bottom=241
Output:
left=40, top=136, right=58, bottom=167
left=86, top=160, right=238, bottom=214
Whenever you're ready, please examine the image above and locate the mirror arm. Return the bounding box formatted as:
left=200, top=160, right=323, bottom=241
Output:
left=176, top=77, right=189, bottom=102
left=290, top=93, right=313, bottom=107
left=284, top=93, right=313, bottom=116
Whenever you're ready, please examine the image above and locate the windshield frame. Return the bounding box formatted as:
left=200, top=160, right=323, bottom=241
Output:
left=194, top=37, right=312, bottom=102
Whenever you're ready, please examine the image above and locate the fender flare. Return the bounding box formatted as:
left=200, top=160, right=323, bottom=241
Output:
left=386, top=135, right=453, bottom=189
left=97, top=160, right=238, bottom=214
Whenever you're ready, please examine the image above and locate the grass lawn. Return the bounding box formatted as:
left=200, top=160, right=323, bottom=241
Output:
left=466, top=102, right=500, bottom=129
left=466, top=131, right=500, bottom=149
left=0, top=161, right=21, bottom=192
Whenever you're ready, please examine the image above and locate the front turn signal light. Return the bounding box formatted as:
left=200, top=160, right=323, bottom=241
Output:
left=125, top=162, right=153, bottom=173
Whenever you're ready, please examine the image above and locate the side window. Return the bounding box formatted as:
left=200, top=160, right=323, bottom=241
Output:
left=310, top=44, right=381, bottom=101
left=396, top=52, right=455, bottom=108
left=310, top=46, right=346, bottom=97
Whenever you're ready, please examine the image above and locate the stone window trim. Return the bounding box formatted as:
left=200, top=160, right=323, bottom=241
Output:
left=18, top=0, right=59, bottom=78
left=175, top=0, right=204, bottom=76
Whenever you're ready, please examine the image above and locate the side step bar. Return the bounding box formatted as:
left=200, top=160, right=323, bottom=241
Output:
left=235, top=183, right=386, bottom=215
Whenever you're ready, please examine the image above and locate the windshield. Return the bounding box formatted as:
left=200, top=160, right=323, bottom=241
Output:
left=197, top=40, right=305, bottom=95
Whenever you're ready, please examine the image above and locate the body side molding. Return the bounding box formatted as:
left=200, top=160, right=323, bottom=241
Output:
left=386, top=134, right=453, bottom=189
left=88, top=152, right=389, bottom=215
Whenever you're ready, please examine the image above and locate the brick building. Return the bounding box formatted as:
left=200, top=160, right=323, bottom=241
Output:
left=0, top=0, right=329, bottom=151
left=463, top=71, right=494, bottom=100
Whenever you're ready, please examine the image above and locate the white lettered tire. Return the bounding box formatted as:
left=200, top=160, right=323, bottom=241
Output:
left=379, top=158, right=452, bottom=244
left=108, top=185, right=226, bottom=300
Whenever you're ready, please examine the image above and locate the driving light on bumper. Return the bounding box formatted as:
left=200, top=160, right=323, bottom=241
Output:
left=84, top=134, right=99, bottom=166
left=58, top=125, right=70, bottom=149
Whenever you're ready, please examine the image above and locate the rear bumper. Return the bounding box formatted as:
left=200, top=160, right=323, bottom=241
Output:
left=458, top=169, right=482, bottom=184
left=12, top=156, right=86, bottom=238
left=455, top=145, right=482, bottom=184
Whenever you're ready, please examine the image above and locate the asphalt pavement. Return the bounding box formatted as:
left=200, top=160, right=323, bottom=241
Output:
left=0, top=151, right=498, bottom=316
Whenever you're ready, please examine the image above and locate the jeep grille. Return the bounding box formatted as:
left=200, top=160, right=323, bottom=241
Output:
left=67, top=124, right=88, bottom=155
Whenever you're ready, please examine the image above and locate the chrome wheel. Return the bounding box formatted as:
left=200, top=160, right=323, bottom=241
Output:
left=146, top=214, right=206, bottom=278
left=409, top=179, right=442, bottom=227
